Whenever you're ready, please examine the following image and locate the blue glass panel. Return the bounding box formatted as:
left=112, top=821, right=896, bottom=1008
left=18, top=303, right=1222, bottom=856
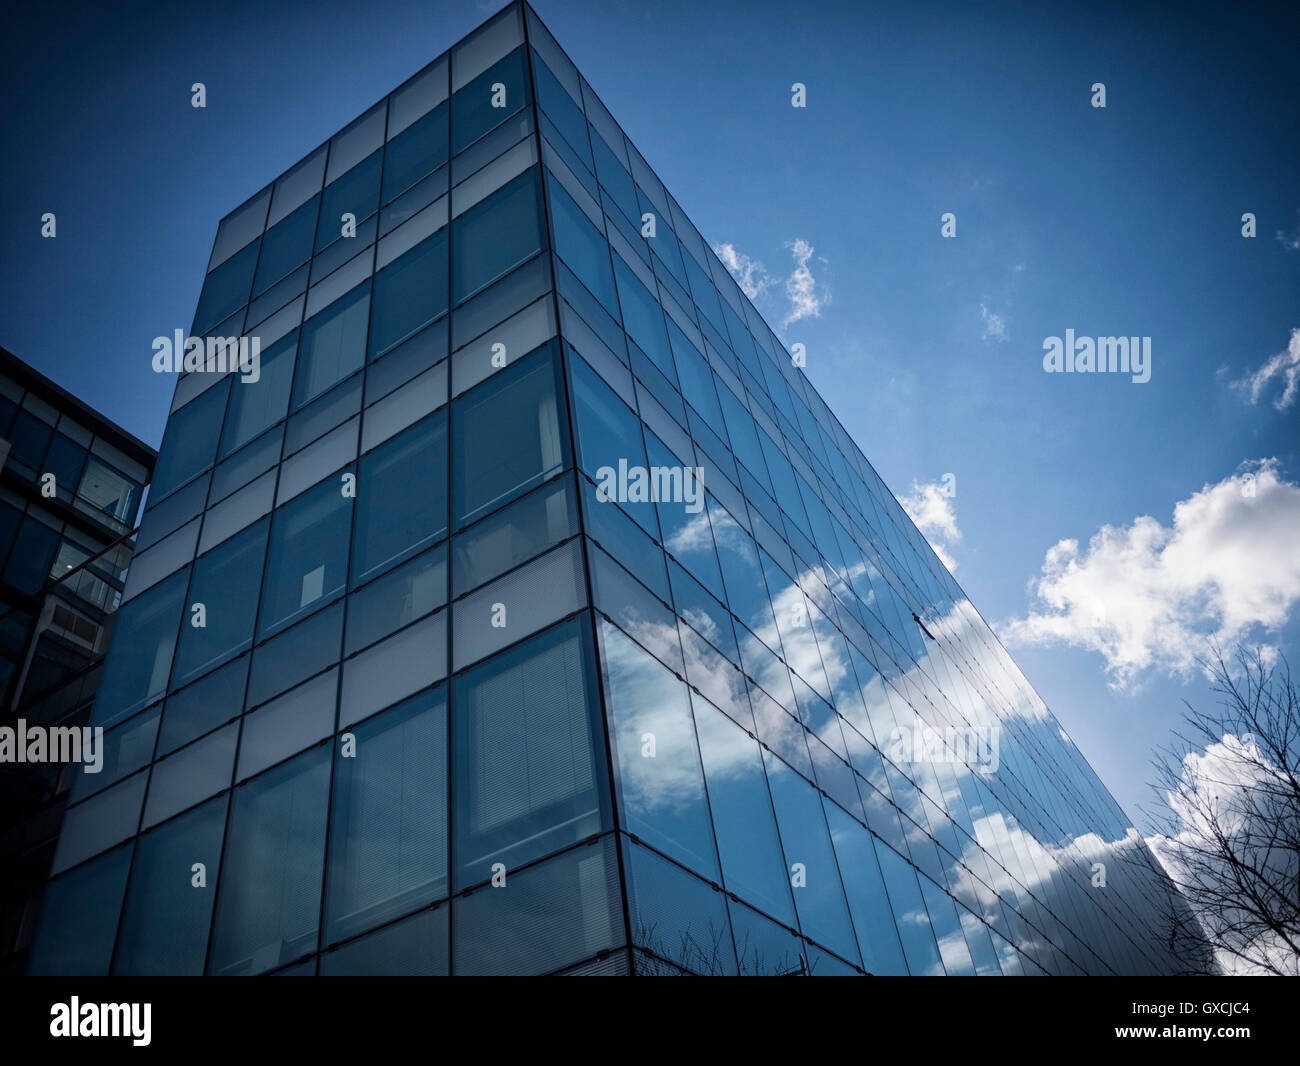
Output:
left=601, top=621, right=718, bottom=880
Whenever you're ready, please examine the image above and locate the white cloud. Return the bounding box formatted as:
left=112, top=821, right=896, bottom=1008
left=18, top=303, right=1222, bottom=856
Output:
left=712, top=242, right=773, bottom=301
left=1147, top=734, right=1300, bottom=975
left=1231, top=327, right=1300, bottom=411
left=782, top=238, right=825, bottom=327
left=713, top=238, right=828, bottom=330
left=899, top=478, right=961, bottom=572
left=1276, top=211, right=1300, bottom=251
left=979, top=303, right=1008, bottom=341
left=1002, top=461, right=1300, bottom=688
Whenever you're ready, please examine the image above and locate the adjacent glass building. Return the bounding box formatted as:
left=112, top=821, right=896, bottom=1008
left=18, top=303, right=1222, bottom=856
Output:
left=0, top=345, right=154, bottom=975
left=27, top=1, right=1205, bottom=976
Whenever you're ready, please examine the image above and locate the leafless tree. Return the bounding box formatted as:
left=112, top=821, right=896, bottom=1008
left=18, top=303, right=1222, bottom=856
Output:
left=631, top=920, right=809, bottom=975
left=1146, top=645, right=1300, bottom=976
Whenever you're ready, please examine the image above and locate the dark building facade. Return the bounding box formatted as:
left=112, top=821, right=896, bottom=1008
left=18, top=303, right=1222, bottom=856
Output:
left=26, top=2, right=1204, bottom=976
left=0, top=346, right=153, bottom=974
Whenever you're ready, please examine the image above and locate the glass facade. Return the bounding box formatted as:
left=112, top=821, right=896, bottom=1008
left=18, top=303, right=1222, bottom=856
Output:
left=28, top=1, right=1201, bottom=976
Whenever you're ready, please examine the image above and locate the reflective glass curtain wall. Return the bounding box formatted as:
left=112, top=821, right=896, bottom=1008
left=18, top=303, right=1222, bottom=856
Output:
left=28, top=1, right=1203, bottom=977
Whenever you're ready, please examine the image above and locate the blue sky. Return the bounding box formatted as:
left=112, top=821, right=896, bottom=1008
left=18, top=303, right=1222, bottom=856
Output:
left=1, top=0, right=1296, bottom=830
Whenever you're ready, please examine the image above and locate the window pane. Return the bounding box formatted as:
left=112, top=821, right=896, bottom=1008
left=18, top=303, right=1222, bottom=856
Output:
left=220, top=331, right=296, bottom=457
left=451, top=168, right=542, bottom=304
left=693, top=696, right=795, bottom=925
left=384, top=102, right=449, bottom=203
left=613, top=255, right=674, bottom=383
left=875, top=841, right=943, bottom=974
left=78, top=456, right=143, bottom=527
left=452, top=835, right=620, bottom=976
left=43, top=433, right=87, bottom=499
left=158, top=656, right=247, bottom=754
left=625, top=840, right=735, bottom=975
left=153, top=380, right=230, bottom=499
left=208, top=745, right=331, bottom=974
left=451, top=475, right=576, bottom=596
left=91, top=569, right=187, bottom=728
left=320, top=906, right=449, bottom=975
left=3, top=516, right=59, bottom=595
left=533, top=53, right=591, bottom=169
left=452, top=617, right=605, bottom=890
left=601, top=620, right=718, bottom=881
left=113, top=795, right=227, bottom=974
left=293, top=283, right=370, bottom=409
left=352, top=410, right=447, bottom=583
left=324, top=686, right=447, bottom=943
left=255, top=196, right=318, bottom=296
left=172, top=519, right=269, bottom=686
left=345, top=541, right=447, bottom=655
left=248, top=601, right=343, bottom=707
left=823, top=800, right=909, bottom=975
left=548, top=179, right=617, bottom=317
left=316, top=151, right=382, bottom=250
left=762, top=748, right=861, bottom=965
left=451, top=47, right=527, bottom=154
left=451, top=342, right=565, bottom=526
left=730, top=898, right=805, bottom=976
left=918, top=873, right=976, bottom=975
left=370, top=230, right=448, bottom=358
left=194, top=240, right=258, bottom=333
left=27, top=843, right=133, bottom=975
left=259, top=472, right=353, bottom=637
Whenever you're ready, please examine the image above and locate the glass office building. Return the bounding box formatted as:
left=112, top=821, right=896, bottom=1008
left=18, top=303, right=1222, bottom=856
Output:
left=27, top=1, right=1204, bottom=976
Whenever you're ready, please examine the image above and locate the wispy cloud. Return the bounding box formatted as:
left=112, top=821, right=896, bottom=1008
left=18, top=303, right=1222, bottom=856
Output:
left=713, top=243, right=774, bottom=301
left=782, top=238, right=825, bottom=327
left=1276, top=210, right=1300, bottom=251
left=899, top=477, right=962, bottom=571
left=713, top=238, right=828, bottom=330
left=1002, top=461, right=1300, bottom=689
left=1231, top=327, right=1300, bottom=411
left=979, top=303, right=1008, bottom=341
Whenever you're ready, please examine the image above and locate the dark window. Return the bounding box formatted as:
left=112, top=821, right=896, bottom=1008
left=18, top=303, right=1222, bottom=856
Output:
left=532, top=52, right=592, bottom=169
left=451, top=342, right=565, bottom=527
left=42, top=434, right=88, bottom=499
left=452, top=618, right=606, bottom=890
left=172, top=519, right=270, bottom=686
left=451, top=47, right=528, bottom=154
left=324, top=686, right=448, bottom=943
left=259, top=472, right=353, bottom=637
left=152, top=380, right=230, bottom=499
left=451, top=168, right=543, bottom=304
left=254, top=196, right=318, bottom=296
left=220, top=331, right=296, bottom=457
left=2, top=516, right=60, bottom=595
left=194, top=240, right=258, bottom=333
left=383, top=103, right=449, bottom=203
left=207, top=745, right=332, bottom=975
left=549, top=179, right=617, bottom=318
left=91, top=569, right=188, bottom=728
left=352, top=410, right=447, bottom=583
left=293, top=284, right=369, bottom=409
left=316, top=151, right=383, bottom=251
left=113, top=796, right=227, bottom=975
left=6, top=409, right=53, bottom=471
left=26, top=843, right=133, bottom=976
left=369, top=230, right=448, bottom=358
